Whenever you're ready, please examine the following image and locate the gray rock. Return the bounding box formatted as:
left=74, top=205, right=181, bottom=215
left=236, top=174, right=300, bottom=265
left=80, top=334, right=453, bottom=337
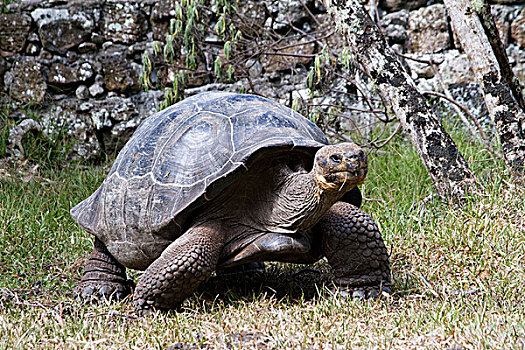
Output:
left=237, top=1, right=269, bottom=33
left=39, top=100, right=103, bottom=160
left=405, top=54, right=435, bottom=79
left=8, top=57, right=47, bottom=105
left=78, top=42, right=97, bottom=53
left=437, top=50, right=475, bottom=86
left=0, top=13, right=32, bottom=56
left=379, top=0, right=427, bottom=12
left=48, top=62, right=94, bottom=86
left=91, top=32, right=105, bottom=45
left=507, top=44, right=525, bottom=85
left=246, top=59, right=263, bottom=78
left=0, top=55, right=8, bottom=86
left=408, top=5, right=450, bottom=54
left=76, top=85, right=90, bottom=100
left=266, top=0, right=309, bottom=31
left=102, top=1, right=148, bottom=44
left=491, top=5, right=519, bottom=47
left=79, top=102, right=94, bottom=112
left=8, top=118, right=42, bottom=158
left=27, top=33, right=39, bottom=42
left=31, top=8, right=94, bottom=54
left=150, top=0, right=176, bottom=40
left=511, top=8, right=525, bottom=48
left=261, top=37, right=315, bottom=72
left=98, top=45, right=141, bottom=93
left=25, top=43, right=40, bottom=56
left=381, top=10, right=409, bottom=47
left=89, top=82, right=105, bottom=97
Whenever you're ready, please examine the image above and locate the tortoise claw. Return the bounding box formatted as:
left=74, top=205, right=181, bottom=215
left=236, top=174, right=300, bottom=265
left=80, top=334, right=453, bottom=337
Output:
left=329, top=284, right=391, bottom=300
left=74, top=279, right=134, bottom=303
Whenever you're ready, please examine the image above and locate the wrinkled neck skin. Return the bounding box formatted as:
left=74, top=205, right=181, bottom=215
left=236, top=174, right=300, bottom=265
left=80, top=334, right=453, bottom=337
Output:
left=197, top=159, right=353, bottom=237
left=271, top=167, right=353, bottom=233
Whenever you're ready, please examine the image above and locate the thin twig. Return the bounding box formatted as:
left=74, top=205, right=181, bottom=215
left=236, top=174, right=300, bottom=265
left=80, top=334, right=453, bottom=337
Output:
left=366, top=123, right=402, bottom=149
left=395, top=52, right=444, bottom=65
left=299, top=0, right=321, bottom=26
left=427, top=60, right=486, bottom=146
left=362, top=195, right=384, bottom=203
left=272, top=31, right=334, bottom=52
left=325, top=125, right=354, bottom=142
left=310, top=103, right=385, bottom=114
left=263, top=51, right=320, bottom=58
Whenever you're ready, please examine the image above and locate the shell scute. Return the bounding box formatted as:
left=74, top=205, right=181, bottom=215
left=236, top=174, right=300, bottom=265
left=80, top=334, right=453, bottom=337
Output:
left=151, top=112, right=234, bottom=186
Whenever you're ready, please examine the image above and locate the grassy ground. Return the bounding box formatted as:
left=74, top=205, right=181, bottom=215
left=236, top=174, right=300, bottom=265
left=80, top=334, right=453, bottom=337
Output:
left=0, top=128, right=524, bottom=349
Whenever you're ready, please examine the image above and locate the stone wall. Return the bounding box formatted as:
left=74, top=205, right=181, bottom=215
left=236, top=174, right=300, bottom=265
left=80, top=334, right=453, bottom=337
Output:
left=1, top=0, right=524, bottom=160
left=1, top=0, right=165, bottom=159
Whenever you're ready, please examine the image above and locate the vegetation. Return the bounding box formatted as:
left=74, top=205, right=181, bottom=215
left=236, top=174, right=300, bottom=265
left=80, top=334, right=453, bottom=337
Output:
left=1, top=121, right=523, bottom=348
left=1, top=1, right=522, bottom=347
left=1, top=0, right=17, bottom=13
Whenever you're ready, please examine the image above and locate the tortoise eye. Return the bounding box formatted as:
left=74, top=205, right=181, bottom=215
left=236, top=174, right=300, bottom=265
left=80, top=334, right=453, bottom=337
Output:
left=330, top=154, right=342, bottom=164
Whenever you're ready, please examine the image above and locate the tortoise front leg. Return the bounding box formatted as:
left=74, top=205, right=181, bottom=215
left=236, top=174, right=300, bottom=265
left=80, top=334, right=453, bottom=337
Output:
left=133, top=222, right=224, bottom=313
left=75, top=237, right=133, bottom=302
left=314, top=201, right=391, bottom=297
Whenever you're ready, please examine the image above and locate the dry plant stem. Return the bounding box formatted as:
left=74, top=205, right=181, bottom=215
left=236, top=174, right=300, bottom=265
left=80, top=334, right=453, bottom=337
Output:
left=428, top=60, right=485, bottom=144
left=324, top=0, right=479, bottom=199
left=328, top=111, right=371, bottom=140
left=476, top=3, right=525, bottom=111
left=398, top=52, right=498, bottom=158
left=263, top=51, right=319, bottom=58
left=368, top=123, right=402, bottom=149
left=311, top=103, right=385, bottom=114
left=273, top=31, right=334, bottom=51
left=368, top=0, right=380, bottom=24
left=443, top=0, right=525, bottom=178
left=423, top=90, right=489, bottom=143
left=288, top=20, right=331, bottom=53
left=326, top=125, right=355, bottom=143
left=395, top=52, right=444, bottom=66
left=422, top=90, right=503, bottom=161
left=299, top=0, right=321, bottom=26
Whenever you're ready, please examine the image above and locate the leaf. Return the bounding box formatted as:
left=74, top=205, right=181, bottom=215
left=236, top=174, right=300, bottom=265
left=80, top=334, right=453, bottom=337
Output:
left=224, top=41, right=231, bottom=61
left=227, top=64, right=233, bottom=81
left=214, top=56, right=222, bottom=80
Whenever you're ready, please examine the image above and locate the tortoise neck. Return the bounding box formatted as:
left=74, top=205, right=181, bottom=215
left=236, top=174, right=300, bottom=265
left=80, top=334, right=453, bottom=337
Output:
left=274, top=169, right=345, bottom=232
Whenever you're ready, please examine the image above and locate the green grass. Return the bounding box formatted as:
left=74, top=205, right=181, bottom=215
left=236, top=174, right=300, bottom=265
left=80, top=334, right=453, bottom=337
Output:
left=1, top=128, right=524, bottom=349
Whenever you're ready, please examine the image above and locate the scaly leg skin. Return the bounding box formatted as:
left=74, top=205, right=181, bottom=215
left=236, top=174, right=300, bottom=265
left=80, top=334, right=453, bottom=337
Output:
left=133, top=222, right=224, bottom=314
left=75, top=237, right=133, bottom=302
left=315, top=201, right=391, bottom=298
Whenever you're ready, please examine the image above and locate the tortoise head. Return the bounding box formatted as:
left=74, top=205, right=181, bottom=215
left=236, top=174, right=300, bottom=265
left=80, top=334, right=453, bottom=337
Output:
left=313, top=142, right=367, bottom=192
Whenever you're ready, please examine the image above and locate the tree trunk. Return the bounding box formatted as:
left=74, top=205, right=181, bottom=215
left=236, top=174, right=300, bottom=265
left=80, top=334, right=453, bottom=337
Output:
left=443, top=0, right=525, bottom=179
left=323, top=0, right=479, bottom=199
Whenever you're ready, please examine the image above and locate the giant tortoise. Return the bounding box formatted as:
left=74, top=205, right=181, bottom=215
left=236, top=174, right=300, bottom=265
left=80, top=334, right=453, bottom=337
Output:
left=71, top=91, right=391, bottom=312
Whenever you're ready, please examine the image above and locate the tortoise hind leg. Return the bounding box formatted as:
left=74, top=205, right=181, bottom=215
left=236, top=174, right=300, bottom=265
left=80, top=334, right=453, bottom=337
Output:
left=133, top=222, right=224, bottom=313
left=314, top=201, right=391, bottom=297
left=75, top=237, right=134, bottom=302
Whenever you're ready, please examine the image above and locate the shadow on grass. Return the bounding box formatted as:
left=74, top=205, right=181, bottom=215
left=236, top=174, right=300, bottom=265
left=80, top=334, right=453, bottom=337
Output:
left=195, top=262, right=334, bottom=307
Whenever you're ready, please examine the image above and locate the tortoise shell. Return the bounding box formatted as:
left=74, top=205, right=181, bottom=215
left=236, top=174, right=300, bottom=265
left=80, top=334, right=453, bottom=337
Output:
left=71, top=92, right=329, bottom=269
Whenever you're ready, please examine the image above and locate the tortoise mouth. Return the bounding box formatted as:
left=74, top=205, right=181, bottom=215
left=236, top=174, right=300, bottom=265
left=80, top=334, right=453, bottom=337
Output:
left=316, top=168, right=367, bottom=191
left=324, top=168, right=367, bottom=183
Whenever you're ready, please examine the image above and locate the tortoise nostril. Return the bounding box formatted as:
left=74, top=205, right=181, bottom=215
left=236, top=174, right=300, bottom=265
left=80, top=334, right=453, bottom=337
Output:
left=330, top=154, right=342, bottom=164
